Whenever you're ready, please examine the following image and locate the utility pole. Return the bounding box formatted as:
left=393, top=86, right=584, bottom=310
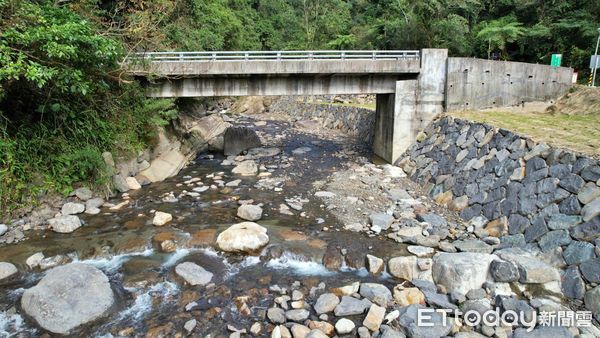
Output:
left=592, top=28, right=600, bottom=87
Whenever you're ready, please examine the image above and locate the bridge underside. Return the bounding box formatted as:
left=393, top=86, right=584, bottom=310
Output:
left=143, top=74, right=416, bottom=97
left=137, top=49, right=449, bottom=164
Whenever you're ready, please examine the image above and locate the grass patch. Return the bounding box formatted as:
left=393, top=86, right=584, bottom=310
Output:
left=450, top=110, right=600, bottom=157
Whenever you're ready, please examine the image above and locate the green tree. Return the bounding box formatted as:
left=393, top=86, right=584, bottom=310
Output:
left=476, top=16, right=525, bottom=59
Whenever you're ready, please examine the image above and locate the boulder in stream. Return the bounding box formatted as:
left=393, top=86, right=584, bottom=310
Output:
left=21, top=263, right=114, bottom=334
left=216, top=222, right=269, bottom=253
left=223, top=126, right=262, bottom=156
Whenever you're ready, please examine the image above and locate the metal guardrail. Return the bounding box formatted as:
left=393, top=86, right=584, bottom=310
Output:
left=129, top=50, right=420, bottom=62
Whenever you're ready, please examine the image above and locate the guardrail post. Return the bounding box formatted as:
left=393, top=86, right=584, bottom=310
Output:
left=244, top=52, right=249, bottom=61
left=341, top=52, right=345, bottom=60
left=212, top=53, right=216, bottom=61
left=277, top=52, right=281, bottom=61
left=179, top=53, right=184, bottom=61
left=309, top=52, right=313, bottom=60
left=372, top=51, right=376, bottom=60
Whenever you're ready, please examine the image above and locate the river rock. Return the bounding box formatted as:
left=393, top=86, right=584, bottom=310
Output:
left=237, top=204, right=263, bottom=221
left=290, top=324, right=311, bottom=338
left=0, top=262, right=17, bottom=281
left=584, top=286, right=600, bottom=318
left=397, top=304, right=452, bottom=338
left=335, top=318, right=355, bottom=334
left=74, top=187, right=93, bottom=201
left=563, top=241, right=596, bottom=265
left=366, top=254, right=384, bottom=275
left=61, top=202, right=85, bottom=215
left=285, top=309, right=310, bottom=322
left=232, top=160, right=258, bottom=176
left=562, top=266, right=585, bottom=299
left=49, top=215, right=82, bottom=233
left=369, top=213, right=394, bottom=230
left=359, top=283, right=393, bottom=307
left=125, top=177, right=141, bottom=190
left=489, top=260, right=519, bottom=282
left=223, top=126, right=262, bottom=156
left=267, top=307, right=286, bottom=324
left=306, top=330, right=328, bottom=338
left=216, top=222, right=269, bottom=253
left=0, top=224, right=7, bottom=236
left=513, top=327, right=574, bottom=338
left=498, top=251, right=560, bottom=283
left=314, top=293, right=340, bottom=314
left=582, top=197, right=600, bottom=221
left=21, top=263, right=114, bottom=334
left=26, top=252, right=44, bottom=269
left=153, top=211, right=172, bottom=226
left=432, top=252, right=496, bottom=295
left=334, top=296, right=371, bottom=316
left=363, top=304, right=385, bottom=331
left=175, top=262, right=213, bottom=286
left=393, top=285, right=425, bottom=306
left=580, top=258, right=600, bottom=283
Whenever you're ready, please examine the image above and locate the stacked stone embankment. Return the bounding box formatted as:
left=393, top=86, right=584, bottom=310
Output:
left=270, top=98, right=375, bottom=144
left=398, top=115, right=600, bottom=311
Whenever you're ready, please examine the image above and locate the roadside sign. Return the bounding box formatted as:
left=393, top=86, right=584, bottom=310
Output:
left=572, top=72, right=578, bottom=83
left=551, top=54, right=562, bottom=67
left=590, top=55, right=600, bottom=69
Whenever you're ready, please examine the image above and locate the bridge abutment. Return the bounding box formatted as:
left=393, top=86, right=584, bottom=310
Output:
left=373, top=49, right=448, bottom=163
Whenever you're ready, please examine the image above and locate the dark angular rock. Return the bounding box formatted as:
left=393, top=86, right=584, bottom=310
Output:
left=538, top=230, right=572, bottom=252
left=422, top=290, right=458, bottom=310
left=417, top=213, right=447, bottom=227
left=501, top=199, right=519, bottom=216
left=537, top=177, right=559, bottom=194
left=563, top=241, right=596, bottom=265
left=508, top=214, right=530, bottom=235
left=519, top=198, right=538, bottom=215
left=465, top=183, right=479, bottom=196
left=496, top=296, right=535, bottom=323
left=538, top=204, right=559, bottom=220
left=524, top=216, right=548, bottom=242
left=483, top=201, right=502, bottom=220
left=548, top=214, right=582, bottom=230
left=549, top=164, right=572, bottom=178
left=469, top=191, right=487, bottom=205
left=559, top=196, right=581, bottom=216
left=499, top=234, right=526, bottom=248
left=562, top=266, right=585, bottom=299
left=223, top=127, right=262, bottom=156
left=490, top=260, right=520, bottom=282
left=572, top=157, right=592, bottom=174
left=461, top=204, right=482, bottom=221
left=581, top=165, right=600, bottom=182
left=580, top=258, right=600, bottom=283
left=484, top=187, right=505, bottom=203
left=525, top=157, right=547, bottom=174
left=558, top=174, right=585, bottom=193
left=523, top=168, right=549, bottom=183
left=570, top=216, right=600, bottom=242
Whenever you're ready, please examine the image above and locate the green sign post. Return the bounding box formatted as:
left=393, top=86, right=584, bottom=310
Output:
left=551, top=54, right=562, bottom=67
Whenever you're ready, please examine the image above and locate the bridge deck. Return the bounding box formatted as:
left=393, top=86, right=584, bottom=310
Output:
left=126, top=50, right=421, bottom=77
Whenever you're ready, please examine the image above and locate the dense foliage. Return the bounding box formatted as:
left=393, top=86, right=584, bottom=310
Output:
left=0, top=0, right=175, bottom=214
left=111, top=0, right=599, bottom=74
left=0, top=0, right=598, bottom=215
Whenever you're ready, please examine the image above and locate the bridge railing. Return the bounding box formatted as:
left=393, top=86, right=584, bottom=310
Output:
left=129, top=50, right=420, bottom=62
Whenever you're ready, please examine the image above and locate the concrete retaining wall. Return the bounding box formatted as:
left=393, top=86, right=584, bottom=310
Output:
left=446, top=58, right=573, bottom=111
left=269, top=98, right=376, bottom=144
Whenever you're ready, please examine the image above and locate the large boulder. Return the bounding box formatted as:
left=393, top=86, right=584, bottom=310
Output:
left=223, top=126, right=262, bottom=156
left=48, top=215, right=82, bottom=233
left=216, top=222, right=269, bottom=253
left=432, top=252, right=496, bottom=295
left=21, top=263, right=114, bottom=334
left=175, top=262, right=213, bottom=286
left=0, top=262, right=17, bottom=281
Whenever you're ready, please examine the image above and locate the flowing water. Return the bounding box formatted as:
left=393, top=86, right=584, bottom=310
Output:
left=0, top=117, right=409, bottom=336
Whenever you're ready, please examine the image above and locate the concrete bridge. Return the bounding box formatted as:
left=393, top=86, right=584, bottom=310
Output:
left=127, top=49, right=573, bottom=163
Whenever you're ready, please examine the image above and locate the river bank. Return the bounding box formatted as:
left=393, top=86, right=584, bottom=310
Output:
left=0, top=103, right=598, bottom=337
